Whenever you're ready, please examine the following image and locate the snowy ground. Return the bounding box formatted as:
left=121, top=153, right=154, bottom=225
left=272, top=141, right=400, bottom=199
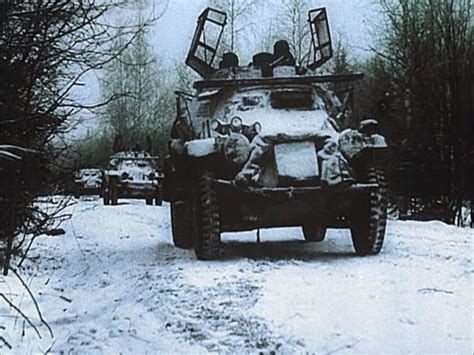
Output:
left=1, top=197, right=472, bottom=354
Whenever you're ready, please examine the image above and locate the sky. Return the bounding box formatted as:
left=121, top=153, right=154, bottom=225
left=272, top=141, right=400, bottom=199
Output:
left=152, top=0, right=383, bottom=65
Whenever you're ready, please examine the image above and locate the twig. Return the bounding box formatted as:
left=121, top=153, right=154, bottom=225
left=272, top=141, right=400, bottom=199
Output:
left=44, top=339, right=57, bottom=354
left=59, top=295, right=72, bottom=303
left=17, top=236, right=38, bottom=268
left=10, top=268, right=54, bottom=338
left=0, top=336, right=12, bottom=350
left=0, top=294, right=42, bottom=339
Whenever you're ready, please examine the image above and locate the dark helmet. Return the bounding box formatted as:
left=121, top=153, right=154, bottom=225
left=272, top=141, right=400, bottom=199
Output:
left=219, top=52, right=239, bottom=69
left=273, top=40, right=291, bottom=55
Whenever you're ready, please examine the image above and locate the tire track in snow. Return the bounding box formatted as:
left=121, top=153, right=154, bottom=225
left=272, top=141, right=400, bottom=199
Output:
left=135, top=259, right=305, bottom=353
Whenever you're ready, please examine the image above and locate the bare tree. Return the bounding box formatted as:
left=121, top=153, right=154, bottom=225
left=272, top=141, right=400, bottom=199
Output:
left=100, top=2, right=171, bottom=154
left=278, top=0, right=312, bottom=66
left=249, top=1, right=280, bottom=54
left=209, top=0, right=258, bottom=57
left=374, top=0, right=473, bottom=223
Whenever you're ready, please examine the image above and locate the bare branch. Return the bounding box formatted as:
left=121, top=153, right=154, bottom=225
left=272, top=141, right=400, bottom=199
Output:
left=0, top=294, right=42, bottom=339
left=9, top=268, right=53, bottom=338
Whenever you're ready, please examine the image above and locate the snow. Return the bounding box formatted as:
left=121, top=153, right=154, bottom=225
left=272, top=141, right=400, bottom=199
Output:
left=274, top=141, right=319, bottom=179
left=1, top=197, right=472, bottom=353
left=185, top=138, right=217, bottom=157
left=236, top=107, right=338, bottom=141
left=252, top=222, right=473, bottom=354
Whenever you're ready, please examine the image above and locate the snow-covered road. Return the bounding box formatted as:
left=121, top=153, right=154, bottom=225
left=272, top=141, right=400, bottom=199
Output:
left=1, top=197, right=472, bottom=354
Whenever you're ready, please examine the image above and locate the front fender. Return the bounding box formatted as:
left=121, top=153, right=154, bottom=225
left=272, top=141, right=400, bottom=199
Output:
left=363, top=134, right=388, bottom=149
left=105, top=170, right=120, bottom=177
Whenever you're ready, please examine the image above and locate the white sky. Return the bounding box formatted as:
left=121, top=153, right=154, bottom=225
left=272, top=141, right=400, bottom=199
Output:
left=152, top=0, right=382, bottom=65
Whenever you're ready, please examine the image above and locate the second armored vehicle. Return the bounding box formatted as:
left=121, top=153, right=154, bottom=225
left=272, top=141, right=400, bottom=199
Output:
left=102, top=151, right=163, bottom=206
left=73, top=168, right=102, bottom=198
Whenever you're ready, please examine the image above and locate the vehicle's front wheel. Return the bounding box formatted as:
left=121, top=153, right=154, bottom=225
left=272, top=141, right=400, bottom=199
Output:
left=302, top=224, right=326, bottom=242
left=170, top=200, right=193, bottom=249
left=110, top=180, right=119, bottom=205
left=350, top=166, right=387, bottom=255
left=102, top=185, right=110, bottom=205
left=193, top=171, right=221, bottom=260
left=154, top=190, right=162, bottom=206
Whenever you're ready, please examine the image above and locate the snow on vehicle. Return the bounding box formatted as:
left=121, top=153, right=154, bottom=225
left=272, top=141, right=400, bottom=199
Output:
left=73, top=168, right=102, bottom=198
left=102, top=151, right=163, bottom=206
left=163, top=7, right=388, bottom=259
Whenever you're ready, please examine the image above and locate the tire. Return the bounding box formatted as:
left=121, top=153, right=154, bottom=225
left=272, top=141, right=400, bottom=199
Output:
left=350, top=166, right=387, bottom=255
left=170, top=200, right=193, bottom=249
left=102, top=185, right=110, bottom=205
left=302, top=224, right=326, bottom=242
left=110, top=181, right=119, bottom=205
left=193, top=171, right=221, bottom=260
left=73, top=187, right=81, bottom=199
left=154, top=190, right=162, bottom=206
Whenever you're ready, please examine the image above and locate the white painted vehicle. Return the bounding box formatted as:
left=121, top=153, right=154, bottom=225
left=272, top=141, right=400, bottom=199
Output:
left=73, top=168, right=102, bottom=197
left=164, top=7, right=388, bottom=260
left=102, top=151, right=163, bottom=206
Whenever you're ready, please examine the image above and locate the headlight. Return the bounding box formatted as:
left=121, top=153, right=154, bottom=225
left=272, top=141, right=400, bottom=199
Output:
left=148, top=172, right=156, bottom=179
left=223, top=133, right=250, bottom=165
left=252, top=122, right=262, bottom=134
left=121, top=172, right=129, bottom=180
left=210, top=119, right=220, bottom=131
left=231, top=116, right=242, bottom=131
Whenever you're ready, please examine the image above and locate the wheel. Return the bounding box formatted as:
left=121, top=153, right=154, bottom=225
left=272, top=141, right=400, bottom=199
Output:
left=170, top=200, right=193, bottom=249
left=110, top=181, right=119, bottom=205
left=145, top=197, right=153, bottom=205
left=103, top=192, right=110, bottom=205
left=193, top=171, right=221, bottom=260
left=302, top=224, right=326, bottom=242
left=154, top=190, right=162, bottom=206
left=350, top=166, right=387, bottom=255
left=102, top=185, right=110, bottom=205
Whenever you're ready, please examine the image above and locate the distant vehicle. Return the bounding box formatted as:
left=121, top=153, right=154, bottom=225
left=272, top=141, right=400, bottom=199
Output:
left=73, top=168, right=102, bottom=198
left=102, top=151, right=163, bottom=206
left=164, top=7, right=388, bottom=260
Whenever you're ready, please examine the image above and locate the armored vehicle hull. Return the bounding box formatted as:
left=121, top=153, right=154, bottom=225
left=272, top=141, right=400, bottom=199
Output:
left=73, top=168, right=102, bottom=198
left=164, top=7, right=388, bottom=259
left=103, top=151, right=163, bottom=206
